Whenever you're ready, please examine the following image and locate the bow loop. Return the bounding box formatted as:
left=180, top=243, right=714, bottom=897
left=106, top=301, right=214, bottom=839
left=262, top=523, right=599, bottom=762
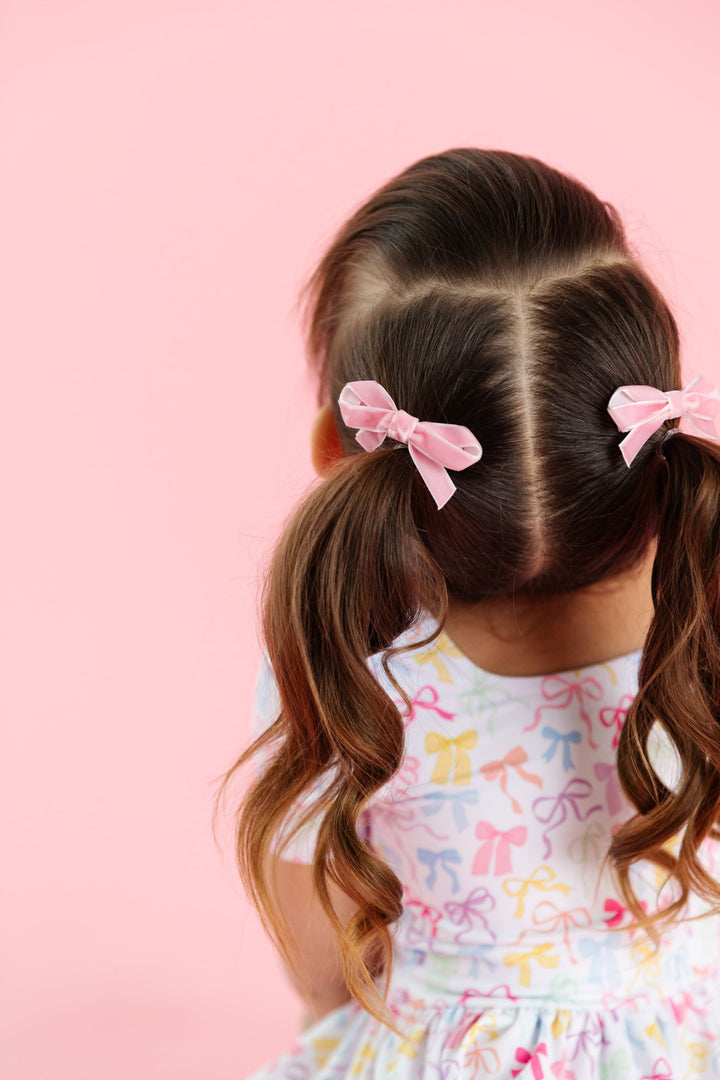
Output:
left=338, top=380, right=483, bottom=509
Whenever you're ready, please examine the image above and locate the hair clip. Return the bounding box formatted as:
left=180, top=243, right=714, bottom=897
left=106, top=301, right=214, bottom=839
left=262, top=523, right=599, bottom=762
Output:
left=607, top=374, right=720, bottom=466
left=338, top=379, right=482, bottom=509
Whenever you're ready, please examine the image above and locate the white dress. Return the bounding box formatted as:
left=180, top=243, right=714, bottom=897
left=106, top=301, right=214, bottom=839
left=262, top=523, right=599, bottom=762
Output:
left=246, top=612, right=720, bottom=1078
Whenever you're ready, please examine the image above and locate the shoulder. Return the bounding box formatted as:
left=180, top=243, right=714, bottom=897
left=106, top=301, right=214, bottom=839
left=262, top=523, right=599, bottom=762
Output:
left=367, top=612, right=443, bottom=684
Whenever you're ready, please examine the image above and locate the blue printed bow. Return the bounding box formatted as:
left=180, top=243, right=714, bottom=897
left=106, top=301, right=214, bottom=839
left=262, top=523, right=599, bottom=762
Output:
left=417, top=847, right=463, bottom=892
left=541, top=726, right=582, bottom=771
left=578, top=935, right=621, bottom=986
left=419, top=788, right=480, bottom=831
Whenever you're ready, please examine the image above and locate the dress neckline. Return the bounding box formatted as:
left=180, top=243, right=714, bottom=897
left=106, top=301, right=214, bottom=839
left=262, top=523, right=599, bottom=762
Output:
left=413, top=610, right=643, bottom=686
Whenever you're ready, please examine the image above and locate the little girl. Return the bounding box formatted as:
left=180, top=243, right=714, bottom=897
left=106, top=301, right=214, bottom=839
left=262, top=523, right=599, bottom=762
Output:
left=215, top=148, right=720, bottom=1078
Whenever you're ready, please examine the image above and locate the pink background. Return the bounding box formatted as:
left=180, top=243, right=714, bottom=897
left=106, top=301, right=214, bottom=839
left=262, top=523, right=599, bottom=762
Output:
left=2, top=1, right=719, bottom=1076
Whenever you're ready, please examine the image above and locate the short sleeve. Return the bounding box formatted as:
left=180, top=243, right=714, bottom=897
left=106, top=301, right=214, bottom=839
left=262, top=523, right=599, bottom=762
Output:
left=250, top=651, right=372, bottom=864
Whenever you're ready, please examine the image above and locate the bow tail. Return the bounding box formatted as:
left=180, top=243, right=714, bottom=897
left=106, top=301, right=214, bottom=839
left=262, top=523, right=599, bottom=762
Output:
left=429, top=747, right=454, bottom=785
left=408, top=444, right=456, bottom=510
left=453, top=802, right=469, bottom=831
left=618, top=415, right=669, bottom=467
left=472, top=838, right=495, bottom=875
left=493, top=837, right=513, bottom=875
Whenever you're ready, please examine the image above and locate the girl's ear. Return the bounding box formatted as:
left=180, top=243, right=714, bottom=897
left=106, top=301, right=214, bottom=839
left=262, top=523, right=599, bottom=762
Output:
left=310, top=404, right=345, bottom=476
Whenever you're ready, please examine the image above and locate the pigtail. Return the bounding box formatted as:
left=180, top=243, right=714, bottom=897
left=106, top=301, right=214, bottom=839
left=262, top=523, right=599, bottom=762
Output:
left=218, top=447, right=447, bottom=1038
left=607, top=432, right=720, bottom=944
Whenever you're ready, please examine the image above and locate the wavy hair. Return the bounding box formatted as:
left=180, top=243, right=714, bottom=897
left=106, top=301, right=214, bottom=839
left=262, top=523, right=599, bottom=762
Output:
left=213, top=148, right=720, bottom=1036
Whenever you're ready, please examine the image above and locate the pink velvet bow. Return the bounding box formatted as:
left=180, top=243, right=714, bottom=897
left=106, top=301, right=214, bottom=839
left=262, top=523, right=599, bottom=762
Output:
left=607, top=374, right=720, bottom=466
left=338, top=380, right=483, bottom=509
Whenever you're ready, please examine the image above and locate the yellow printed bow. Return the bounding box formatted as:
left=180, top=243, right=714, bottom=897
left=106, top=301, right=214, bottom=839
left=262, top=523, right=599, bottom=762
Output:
left=680, top=1033, right=707, bottom=1074
left=643, top=1021, right=667, bottom=1049
left=629, top=937, right=662, bottom=995
left=350, top=1042, right=375, bottom=1076
left=312, top=1037, right=341, bottom=1069
left=551, top=1010, right=572, bottom=1038
left=386, top=1027, right=425, bottom=1070
left=425, top=729, right=477, bottom=785
left=503, top=942, right=559, bottom=988
left=460, top=1013, right=499, bottom=1045
left=414, top=632, right=465, bottom=682
left=502, top=866, right=572, bottom=918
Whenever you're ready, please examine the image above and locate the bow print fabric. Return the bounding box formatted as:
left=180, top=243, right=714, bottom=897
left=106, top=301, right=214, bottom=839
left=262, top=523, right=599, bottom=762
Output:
left=247, top=614, right=720, bottom=1080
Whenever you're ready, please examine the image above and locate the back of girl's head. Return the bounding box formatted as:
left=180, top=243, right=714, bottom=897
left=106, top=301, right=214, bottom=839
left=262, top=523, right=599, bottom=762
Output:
left=300, top=147, right=678, bottom=600
left=216, top=148, right=720, bottom=1037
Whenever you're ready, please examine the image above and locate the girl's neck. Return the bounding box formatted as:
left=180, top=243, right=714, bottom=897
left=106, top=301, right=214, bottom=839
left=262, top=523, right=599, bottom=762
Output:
left=441, top=544, right=655, bottom=677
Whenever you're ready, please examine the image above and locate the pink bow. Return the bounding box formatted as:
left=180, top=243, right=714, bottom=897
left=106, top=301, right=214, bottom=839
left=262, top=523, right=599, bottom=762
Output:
left=459, top=984, right=518, bottom=1006
left=607, top=374, right=720, bottom=466
left=404, top=897, right=444, bottom=940
left=550, top=1056, right=576, bottom=1079
left=639, top=1060, right=673, bottom=1080
left=400, top=685, right=455, bottom=725
left=472, top=821, right=527, bottom=874
left=338, top=380, right=482, bottom=509
left=669, top=989, right=706, bottom=1023
left=512, top=1042, right=548, bottom=1079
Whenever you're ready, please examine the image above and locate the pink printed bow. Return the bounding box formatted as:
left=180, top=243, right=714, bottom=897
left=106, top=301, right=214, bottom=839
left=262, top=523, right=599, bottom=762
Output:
left=607, top=374, right=720, bottom=467
left=473, top=821, right=527, bottom=875
left=338, top=380, right=483, bottom=509
left=512, top=1041, right=548, bottom=1079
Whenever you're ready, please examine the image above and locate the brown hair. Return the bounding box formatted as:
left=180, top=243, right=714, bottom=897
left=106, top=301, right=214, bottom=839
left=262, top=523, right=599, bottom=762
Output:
left=213, top=148, right=720, bottom=1036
